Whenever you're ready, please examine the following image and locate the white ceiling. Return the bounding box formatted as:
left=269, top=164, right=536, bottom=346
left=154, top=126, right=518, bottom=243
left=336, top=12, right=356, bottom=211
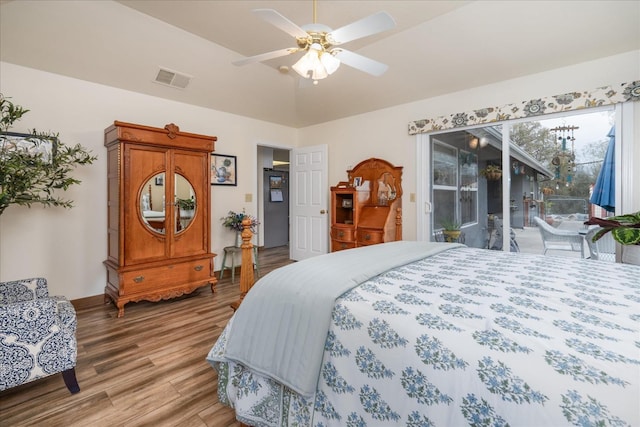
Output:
left=1, top=1, right=639, bottom=128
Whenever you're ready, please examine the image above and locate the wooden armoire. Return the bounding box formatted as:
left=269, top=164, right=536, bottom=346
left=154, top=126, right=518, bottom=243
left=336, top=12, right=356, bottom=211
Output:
left=103, top=121, right=217, bottom=317
left=330, top=158, right=403, bottom=251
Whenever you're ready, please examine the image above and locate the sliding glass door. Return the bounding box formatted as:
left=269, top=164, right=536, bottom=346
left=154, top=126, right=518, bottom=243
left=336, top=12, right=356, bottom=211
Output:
left=418, top=106, right=620, bottom=253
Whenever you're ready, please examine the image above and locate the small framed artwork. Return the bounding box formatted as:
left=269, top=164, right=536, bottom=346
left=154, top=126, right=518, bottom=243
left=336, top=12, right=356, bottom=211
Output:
left=0, top=131, right=57, bottom=164
left=211, top=154, right=237, bottom=186
left=154, top=175, right=164, bottom=186
left=269, top=175, right=282, bottom=189
left=353, top=177, right=362, bottom=187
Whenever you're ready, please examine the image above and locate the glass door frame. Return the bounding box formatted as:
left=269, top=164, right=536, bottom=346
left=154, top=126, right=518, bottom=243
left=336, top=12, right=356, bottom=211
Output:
left=416, top=103, right=634, bottom=251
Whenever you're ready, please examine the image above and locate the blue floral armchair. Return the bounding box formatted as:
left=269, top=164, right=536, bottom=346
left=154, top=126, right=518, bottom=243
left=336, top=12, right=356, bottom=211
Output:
left=0, top=277, right=79, bottom=393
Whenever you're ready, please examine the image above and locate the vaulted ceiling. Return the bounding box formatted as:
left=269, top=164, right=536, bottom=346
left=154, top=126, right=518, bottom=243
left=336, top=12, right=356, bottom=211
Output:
left=1, top=1, right=638, bottom=128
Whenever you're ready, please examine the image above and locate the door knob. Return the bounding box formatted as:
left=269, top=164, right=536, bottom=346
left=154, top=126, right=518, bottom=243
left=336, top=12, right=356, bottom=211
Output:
left=320, top=210, right=326, bottom=214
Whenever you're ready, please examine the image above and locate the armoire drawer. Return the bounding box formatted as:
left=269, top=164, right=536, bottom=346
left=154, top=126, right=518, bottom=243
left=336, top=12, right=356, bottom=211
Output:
left=121, top=259, right=211, bottom=293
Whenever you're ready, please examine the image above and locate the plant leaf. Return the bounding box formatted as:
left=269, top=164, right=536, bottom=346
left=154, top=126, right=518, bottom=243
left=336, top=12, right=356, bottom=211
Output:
left=611, top=227, right=640, bottom=245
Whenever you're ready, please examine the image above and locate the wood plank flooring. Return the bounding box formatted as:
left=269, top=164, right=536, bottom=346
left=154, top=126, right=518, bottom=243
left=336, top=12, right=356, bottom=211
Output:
left=0, top=245, right=293, bottom=427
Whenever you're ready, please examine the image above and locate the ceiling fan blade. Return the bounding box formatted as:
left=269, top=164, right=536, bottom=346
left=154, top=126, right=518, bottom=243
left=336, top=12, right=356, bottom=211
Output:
left=233, top=48, right=299, bottom=66
left=334, top=49, right=389, bottom=76
left=327, top=11, right=396, bottom=46
left=253, top=9, right=309, bottom=39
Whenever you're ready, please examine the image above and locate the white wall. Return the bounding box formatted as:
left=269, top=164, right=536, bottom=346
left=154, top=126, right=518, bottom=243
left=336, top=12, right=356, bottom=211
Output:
left=630, top=104, right=640, bottom=212
left=0, top=62, right=297, bottom=299
left=1, top=50, right=638, bottom=300
left=299, top=50, right=640, bottom=240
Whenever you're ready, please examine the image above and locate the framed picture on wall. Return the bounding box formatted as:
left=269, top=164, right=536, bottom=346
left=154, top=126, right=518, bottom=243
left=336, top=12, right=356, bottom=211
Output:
left=269, top=175, right=282, bottom=189
left=0, top=131, right=56, bottom=164
left=211, top=154, right=237, bottom=186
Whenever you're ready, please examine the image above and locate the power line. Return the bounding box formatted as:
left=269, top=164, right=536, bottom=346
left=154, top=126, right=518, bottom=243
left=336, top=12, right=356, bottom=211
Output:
left=574, top=160, right=604, bottom=166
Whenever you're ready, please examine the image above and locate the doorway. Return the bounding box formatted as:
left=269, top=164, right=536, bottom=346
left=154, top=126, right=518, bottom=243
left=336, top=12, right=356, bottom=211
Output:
left=257, top=146, right=290, bottom=249
left=263, top=168, right=289, bottom=248
left=256, top=143, right=329, bottom=259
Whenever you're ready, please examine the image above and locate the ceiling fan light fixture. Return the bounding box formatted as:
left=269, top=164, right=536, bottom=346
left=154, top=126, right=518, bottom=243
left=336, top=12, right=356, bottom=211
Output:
left=320, top=51, right=340, bottom=75
left=292, top=43, right=340, bottom=81
left=311, top=64, right=329, bottom=80
left=292, top=49, right=319, bottom=78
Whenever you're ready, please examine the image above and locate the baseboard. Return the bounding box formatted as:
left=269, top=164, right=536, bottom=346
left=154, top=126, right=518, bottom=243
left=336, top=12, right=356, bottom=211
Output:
left=70, top=294, right=105, bottom=311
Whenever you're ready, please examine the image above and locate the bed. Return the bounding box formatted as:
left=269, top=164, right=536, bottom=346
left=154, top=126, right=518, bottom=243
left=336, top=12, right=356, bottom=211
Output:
left=207, top=240, right=639, bottom=427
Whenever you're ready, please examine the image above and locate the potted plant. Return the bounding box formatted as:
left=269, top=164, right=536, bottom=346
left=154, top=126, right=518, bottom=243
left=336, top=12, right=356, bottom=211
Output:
left=479, top=164, right=502, bottom=181
left=221, top=209, right=259, bottom=246
left=585, top=211, right=640, bottom=265
left=441, top=219, right=462, bottom=242
left=176, top=197, right=195, bottom=218
left=0, top=95, right=96, bottom=215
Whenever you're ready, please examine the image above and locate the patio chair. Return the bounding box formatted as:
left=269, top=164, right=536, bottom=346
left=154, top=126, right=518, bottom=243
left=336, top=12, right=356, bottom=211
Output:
left=0, top=277, right=79, bottom=393
left=532, top=216, right=584, bottom=257
left=584, top=226, right=616, bottom=262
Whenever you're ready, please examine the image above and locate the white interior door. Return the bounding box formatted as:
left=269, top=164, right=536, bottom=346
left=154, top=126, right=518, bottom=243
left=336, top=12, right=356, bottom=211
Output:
left=290, top=144, right=328, bottom=261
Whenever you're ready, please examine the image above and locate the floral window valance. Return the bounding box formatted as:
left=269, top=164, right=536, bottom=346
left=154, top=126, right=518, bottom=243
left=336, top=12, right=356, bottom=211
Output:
left=408, top=81, right=639, bottom=135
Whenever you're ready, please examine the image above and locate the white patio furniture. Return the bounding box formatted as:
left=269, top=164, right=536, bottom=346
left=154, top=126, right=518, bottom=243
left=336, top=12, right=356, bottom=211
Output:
left=584, top=226, right=616, bottom=262
left=532, top=216, right=584, bottom=257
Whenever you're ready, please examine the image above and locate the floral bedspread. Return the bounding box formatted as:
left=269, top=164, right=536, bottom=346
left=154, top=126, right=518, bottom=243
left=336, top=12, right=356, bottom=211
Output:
left=208, top=247, right=640, bottom=426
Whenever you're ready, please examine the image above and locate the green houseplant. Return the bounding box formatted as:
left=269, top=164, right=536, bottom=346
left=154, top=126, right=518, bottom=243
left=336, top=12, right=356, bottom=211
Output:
left=585, top=212, right=640, bottom=245
left=440, top=219, right=461, bottom=242
left=585, top=211, right=640, bottom=265
left=176, top=197, right=195, bottom=211
left=0, top=95, right=96, bottom=215
left=176, top=197, right=195, bottom=223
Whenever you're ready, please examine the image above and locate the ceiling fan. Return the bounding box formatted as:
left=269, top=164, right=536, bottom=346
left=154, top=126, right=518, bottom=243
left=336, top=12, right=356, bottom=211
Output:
left=233, top=0, right=396, bottom=84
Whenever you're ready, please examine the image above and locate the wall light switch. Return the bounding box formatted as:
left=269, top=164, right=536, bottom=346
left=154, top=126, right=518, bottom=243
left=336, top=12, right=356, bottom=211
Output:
left=245, top=193, right=252, bottom=202
left=410, top=192, right=416, bottom=202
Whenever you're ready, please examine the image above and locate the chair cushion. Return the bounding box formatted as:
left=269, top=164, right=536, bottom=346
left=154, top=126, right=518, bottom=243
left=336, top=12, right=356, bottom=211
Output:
left=0, top=294, right=77, bottom=391
left=0, top=278, right=48, bottom=304
left=0, top=339, right=34, bottom=388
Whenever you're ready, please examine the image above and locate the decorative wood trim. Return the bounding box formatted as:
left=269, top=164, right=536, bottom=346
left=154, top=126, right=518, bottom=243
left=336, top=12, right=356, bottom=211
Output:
left=164, top=123, right=179, bottom=139
left=230, top=217, right=256, bottom=311
left=395, top=207, right=402, bottom=241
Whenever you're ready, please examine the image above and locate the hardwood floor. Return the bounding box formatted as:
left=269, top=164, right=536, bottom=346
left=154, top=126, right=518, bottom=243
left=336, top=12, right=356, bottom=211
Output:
left=0, top=245, right=293, bottom=427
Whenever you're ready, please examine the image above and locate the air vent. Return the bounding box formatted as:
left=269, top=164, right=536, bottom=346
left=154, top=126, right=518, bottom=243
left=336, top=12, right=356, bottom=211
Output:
left=154, top=67, right=192, bottom=89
